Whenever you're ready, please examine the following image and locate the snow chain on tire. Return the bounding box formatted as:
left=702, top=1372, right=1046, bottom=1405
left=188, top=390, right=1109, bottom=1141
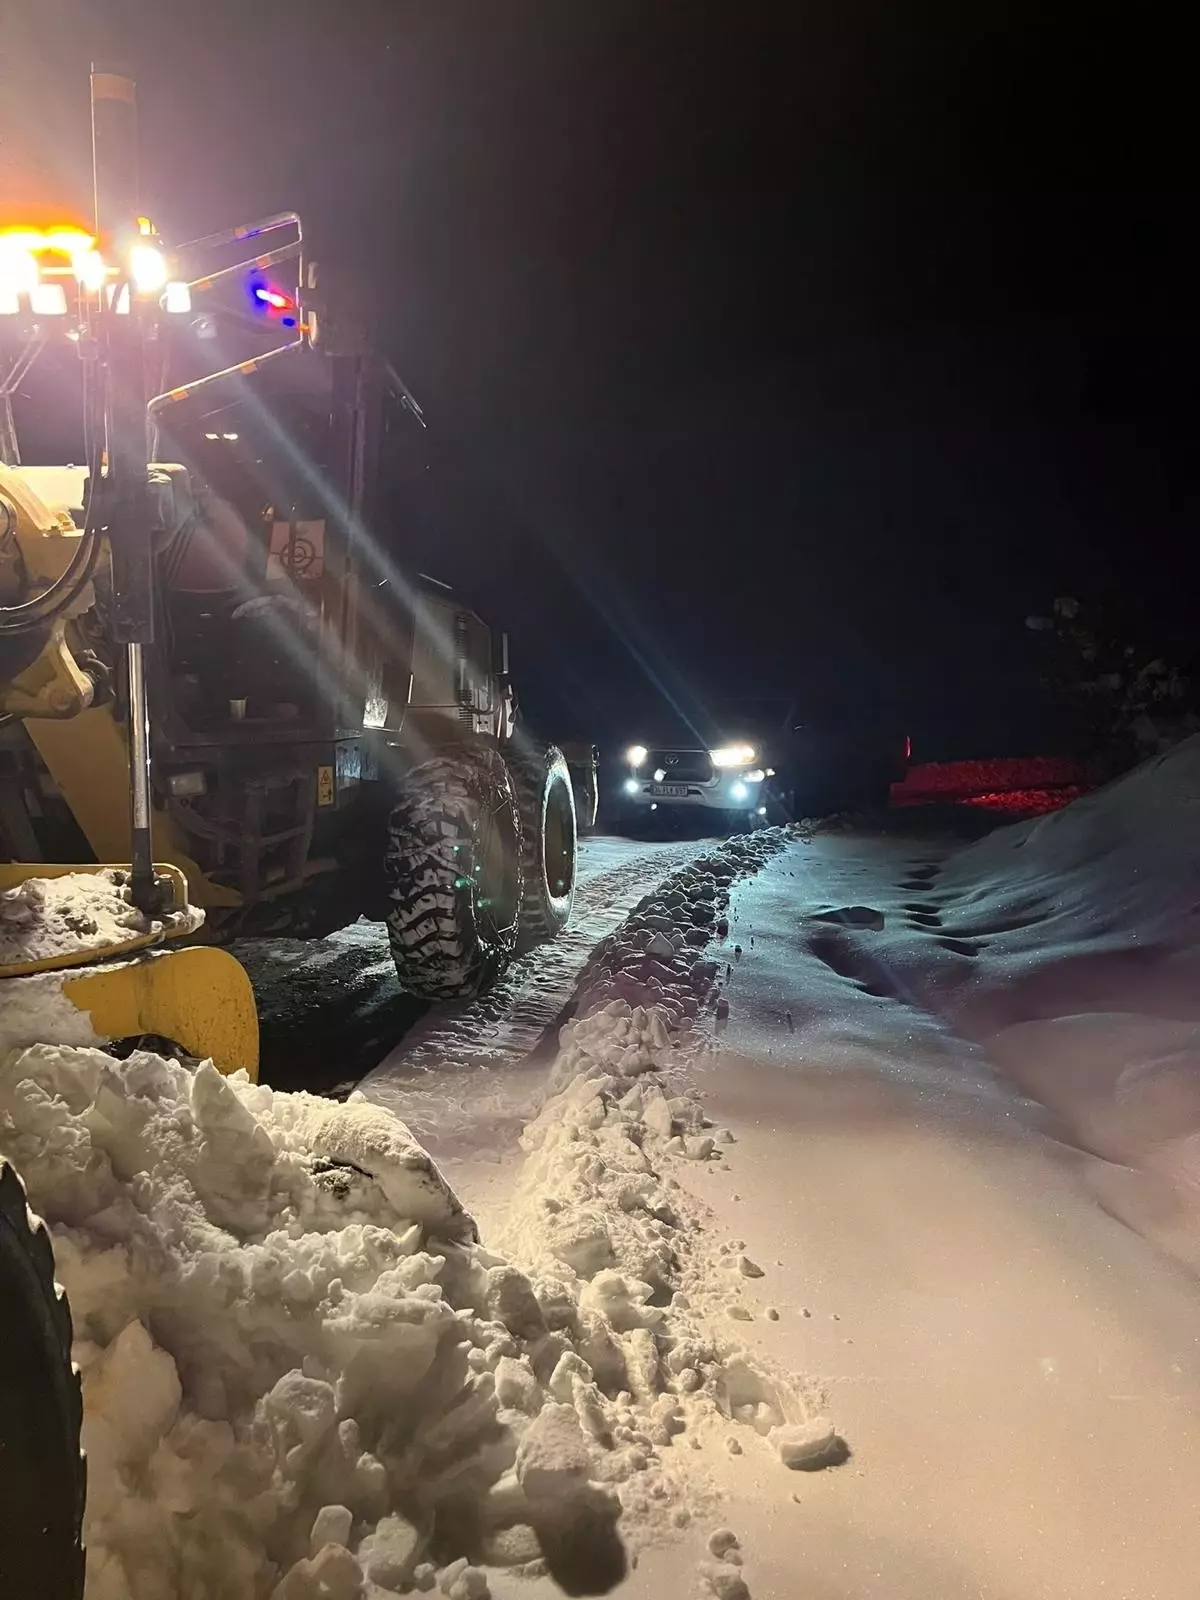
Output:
left=385, top=744, right=523, bottom=999
left=508, top=741, right=578, bottom=950
left=0, top=1160, right=86, bottom=1600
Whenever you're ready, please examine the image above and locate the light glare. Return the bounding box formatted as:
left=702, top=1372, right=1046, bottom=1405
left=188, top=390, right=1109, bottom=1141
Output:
left=75, top=249, right=107, bottom=292
left=0, top=242, right=39, bottom=298
left=129, top=243, right=168, bottom=294
left=29, top=282, right=68, bottom=316
left=710, top=744, right=757, bottom=768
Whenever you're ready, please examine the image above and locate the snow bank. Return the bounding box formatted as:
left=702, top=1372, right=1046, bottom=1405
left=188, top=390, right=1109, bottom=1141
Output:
left=941, top=734, right=1200, bottom=951
left=0, top=868, right=201, bottom=967
left=916, top=737, right=1200, bottom=1186
left=0, top=1046, right=497, bottom=1598
left=0, top=824, right=820, bottom=1598
left=571, top=831, right=789, bottom=1025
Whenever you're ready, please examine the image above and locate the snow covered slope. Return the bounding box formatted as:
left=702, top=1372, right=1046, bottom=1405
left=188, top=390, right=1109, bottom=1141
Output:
left=906, top=736, right=1200, bottom=1176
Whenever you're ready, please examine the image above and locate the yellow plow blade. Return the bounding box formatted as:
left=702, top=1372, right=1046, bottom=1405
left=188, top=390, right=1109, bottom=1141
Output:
left=0, top=861, right=192, bottom=978
left=62, top=948, right=259, bottom=1080
left=1, top=862, right=259, bottom=1078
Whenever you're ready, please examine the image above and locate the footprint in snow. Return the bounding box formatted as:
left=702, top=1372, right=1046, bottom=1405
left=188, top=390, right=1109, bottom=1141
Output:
left=905, top=909, right=944, bottom=929
left=812, top=905, right=885, bottom=932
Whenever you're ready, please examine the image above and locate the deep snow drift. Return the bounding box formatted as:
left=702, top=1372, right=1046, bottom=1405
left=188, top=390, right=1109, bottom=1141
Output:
left=0, top=826, right=818, bottom=1600
left=895, top=736, right=1200, bottom=1189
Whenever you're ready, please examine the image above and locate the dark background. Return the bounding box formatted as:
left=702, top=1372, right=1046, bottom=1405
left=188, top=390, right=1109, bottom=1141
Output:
left=3, top=1, right=1195, bottom=756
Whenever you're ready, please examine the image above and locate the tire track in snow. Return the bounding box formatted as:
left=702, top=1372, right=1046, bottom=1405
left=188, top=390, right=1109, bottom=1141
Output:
left=358, top=839, right=712, bottom=1112
left=235, top=838, right=712, bottom=1099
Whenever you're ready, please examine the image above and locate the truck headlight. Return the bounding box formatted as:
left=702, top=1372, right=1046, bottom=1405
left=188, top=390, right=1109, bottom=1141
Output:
left=623, top=777, right=641, bottom=795
left=626, top=744, right=648, bottom=768
left=710, top=744, right=756, bottom=768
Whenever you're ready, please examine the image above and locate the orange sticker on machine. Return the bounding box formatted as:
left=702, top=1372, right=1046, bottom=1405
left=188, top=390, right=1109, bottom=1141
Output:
left=316, top=765, right=335, bottom=807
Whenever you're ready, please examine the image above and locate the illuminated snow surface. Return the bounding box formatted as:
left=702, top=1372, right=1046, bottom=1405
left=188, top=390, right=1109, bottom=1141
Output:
left=3, top=829, right=824, bottom=1600
left=376, top=743, right=1200, bottom=1599
left=7, top=743, right=1200, bottom=1599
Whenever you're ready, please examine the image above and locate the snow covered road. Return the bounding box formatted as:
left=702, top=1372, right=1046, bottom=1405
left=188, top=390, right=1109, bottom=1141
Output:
left=661, top=821, right=1200, bottom=1600
left=234, top=835, right=714, bottom=1097
left=400, top=765, right=1200, bottom=1600
left=356, top=835, right=714, bottom=1144
left=11, top=751, right=1200, bottom=1600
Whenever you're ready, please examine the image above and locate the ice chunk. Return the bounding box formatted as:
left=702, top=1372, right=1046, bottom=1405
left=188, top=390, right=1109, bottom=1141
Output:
left=775, top=1416, right=844, bottom=1470
left=309, top=1504, right=353, bottom=1556
left=358, top=1512, right=423, bottom=1589
left=515, top=1402, right=592, bottom=1505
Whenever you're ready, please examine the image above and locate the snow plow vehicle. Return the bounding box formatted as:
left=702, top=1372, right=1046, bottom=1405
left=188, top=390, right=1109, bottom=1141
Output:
left=0, top=64, right=581, bottom=1597
left=1, top=68, right=580, bottom=1025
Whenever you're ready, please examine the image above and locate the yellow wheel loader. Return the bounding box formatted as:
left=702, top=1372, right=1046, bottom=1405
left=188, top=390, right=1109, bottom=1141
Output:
left=1, top=66, right=581, bottom=1594
left=1, top=68, right=581, bottom=1008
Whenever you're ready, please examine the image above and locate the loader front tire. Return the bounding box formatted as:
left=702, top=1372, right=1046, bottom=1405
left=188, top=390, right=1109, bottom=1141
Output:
left=509, top=743, right=578, bottom=949
left=0, top=1161, right=85, bottom=1600
left=385, top=745, right=523, bottom=1000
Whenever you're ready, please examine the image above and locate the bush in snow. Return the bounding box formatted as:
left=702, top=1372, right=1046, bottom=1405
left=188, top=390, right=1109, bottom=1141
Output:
left=1026, top=595, right=1199, bottom=777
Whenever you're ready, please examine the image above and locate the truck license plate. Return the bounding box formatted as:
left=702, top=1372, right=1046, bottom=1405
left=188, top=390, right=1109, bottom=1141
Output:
left=650, top=784, right=688, bottom=798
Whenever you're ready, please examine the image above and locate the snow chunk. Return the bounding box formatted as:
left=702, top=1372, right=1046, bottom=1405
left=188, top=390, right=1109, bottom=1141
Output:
left=515, top=1402, right=593, bottom=1505
left=494, top=1356, right=540, bottom=1413
left=699, top=1559, right=751, bottom=1600
left=708, top=1528, right=740, bottom=1558
left=775, top=1417, right=845, bottom=1470
left=309, top=1504, right=353, bottom=1556
left=358, top=1513, right=422, bottom=1589
left=288, top=1095, right=475, bottom=1238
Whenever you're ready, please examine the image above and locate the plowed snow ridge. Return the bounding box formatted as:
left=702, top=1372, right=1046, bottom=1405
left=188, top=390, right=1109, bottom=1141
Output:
left=361, top=839, right=713, bottom=1107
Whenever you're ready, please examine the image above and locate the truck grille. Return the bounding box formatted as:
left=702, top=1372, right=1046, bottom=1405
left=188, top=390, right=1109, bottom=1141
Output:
left=648, top=749, right=713, bottom=783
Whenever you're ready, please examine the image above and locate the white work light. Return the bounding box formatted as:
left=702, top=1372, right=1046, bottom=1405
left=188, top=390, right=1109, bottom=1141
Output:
left=129, top=242, right=168, bottom=294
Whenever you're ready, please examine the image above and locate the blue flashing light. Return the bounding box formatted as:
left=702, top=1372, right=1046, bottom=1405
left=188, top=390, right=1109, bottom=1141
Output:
left=248, top=277, right=295, bottom=317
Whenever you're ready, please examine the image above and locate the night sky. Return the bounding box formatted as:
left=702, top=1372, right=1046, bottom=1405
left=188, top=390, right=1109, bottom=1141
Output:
left=3, top=2, right=1195, bottom=755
